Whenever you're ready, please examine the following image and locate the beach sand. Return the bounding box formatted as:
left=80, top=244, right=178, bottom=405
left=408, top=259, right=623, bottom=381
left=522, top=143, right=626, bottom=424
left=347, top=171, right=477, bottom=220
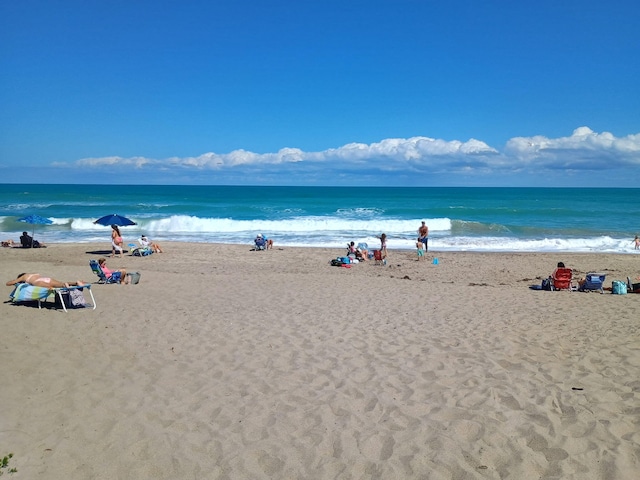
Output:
left=1, top=244, right=639, bottom=479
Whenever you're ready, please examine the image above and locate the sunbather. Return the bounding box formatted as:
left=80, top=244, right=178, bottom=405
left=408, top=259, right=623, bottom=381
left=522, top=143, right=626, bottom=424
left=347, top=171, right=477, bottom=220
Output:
left=6, top=273, right=85, bottom=288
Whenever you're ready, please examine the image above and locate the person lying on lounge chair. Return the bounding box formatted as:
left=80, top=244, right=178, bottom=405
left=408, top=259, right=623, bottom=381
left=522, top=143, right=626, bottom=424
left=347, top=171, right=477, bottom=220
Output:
left=6, top=273, right=85, bottom=288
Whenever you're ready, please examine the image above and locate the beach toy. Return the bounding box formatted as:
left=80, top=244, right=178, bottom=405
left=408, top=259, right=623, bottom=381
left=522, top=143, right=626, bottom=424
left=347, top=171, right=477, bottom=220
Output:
left=433, top=257, right=439, bottom=265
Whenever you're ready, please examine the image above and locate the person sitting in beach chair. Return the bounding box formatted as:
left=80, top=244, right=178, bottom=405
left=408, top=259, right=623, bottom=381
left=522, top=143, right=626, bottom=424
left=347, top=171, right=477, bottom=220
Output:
left=347, top=241, right=367, bottom=261
left=130, top=236, right=154, bottom=256
left=551, top=262, right=574, bottom=291
left=254, top=234, right=268, bottom=251
left=577, top=273, right=606, bottom=293
left=20, top=232, right=43, bottom=248
left=140, top=235, right=163, bottom=253
left=90, top=258, right=128, bottom=284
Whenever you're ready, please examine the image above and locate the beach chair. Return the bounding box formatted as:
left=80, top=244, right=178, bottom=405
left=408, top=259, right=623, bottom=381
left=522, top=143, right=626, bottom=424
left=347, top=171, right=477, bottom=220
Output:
left=131, top=241, right=153, bottom=256
left=89, top=259, right=122, bottom=284
left=254, top=236, right=267, bottom=251
left=9, top=283, right=96, bottom=312
left=551, top=267, right=574, bottom=291
left=627, top=277, right=640, bottom=293
left=578, top=273, right=606, bottom=293
left=373, top=249, right=386, bottom=265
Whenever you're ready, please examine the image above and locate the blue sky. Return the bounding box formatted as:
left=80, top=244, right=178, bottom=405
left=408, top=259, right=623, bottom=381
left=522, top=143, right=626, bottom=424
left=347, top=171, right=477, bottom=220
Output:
left=1, top=0, right=639, bottom=186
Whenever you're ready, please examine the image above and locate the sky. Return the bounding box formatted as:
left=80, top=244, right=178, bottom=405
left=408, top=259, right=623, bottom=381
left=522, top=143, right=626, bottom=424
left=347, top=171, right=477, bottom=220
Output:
left=1, top=0, right=639, bottom=187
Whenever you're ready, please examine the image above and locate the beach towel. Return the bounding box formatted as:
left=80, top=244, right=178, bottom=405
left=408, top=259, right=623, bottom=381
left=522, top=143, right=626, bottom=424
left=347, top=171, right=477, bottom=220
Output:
left=9, top=283, right=52, bottom=304
left=9, top=283, right=96, bottom=311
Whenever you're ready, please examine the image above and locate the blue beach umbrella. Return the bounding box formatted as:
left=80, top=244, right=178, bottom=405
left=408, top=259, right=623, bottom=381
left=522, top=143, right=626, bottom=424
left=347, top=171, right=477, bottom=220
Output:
left=93, top=214, right=137, bottom=227
left=18, top=214, right=53, bottom=247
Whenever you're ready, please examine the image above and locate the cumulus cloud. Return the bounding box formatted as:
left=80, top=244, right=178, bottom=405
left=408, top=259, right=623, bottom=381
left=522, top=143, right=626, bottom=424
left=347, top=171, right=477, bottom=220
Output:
left=504, top=127, right=640, bottom=169
left=71, top=127, right=640, bottom=181
left=76, top=156, right=156, bottom=168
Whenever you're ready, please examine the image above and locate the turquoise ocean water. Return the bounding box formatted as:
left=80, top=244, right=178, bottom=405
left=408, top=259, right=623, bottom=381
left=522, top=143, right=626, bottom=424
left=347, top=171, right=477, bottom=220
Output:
left=0, top=185, right=638, bottom=253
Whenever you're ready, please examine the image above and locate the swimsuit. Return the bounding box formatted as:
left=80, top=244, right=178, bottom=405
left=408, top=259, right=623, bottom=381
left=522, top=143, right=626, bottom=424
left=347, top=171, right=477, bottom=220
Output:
left=101, top=265, right=114, bottom=277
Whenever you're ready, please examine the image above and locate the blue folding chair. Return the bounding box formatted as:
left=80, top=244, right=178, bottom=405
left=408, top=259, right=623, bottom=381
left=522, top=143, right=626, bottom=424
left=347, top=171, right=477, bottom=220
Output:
left=89, top=259, right=122, bottom=284
left=579, top=273, right=606, bottom=293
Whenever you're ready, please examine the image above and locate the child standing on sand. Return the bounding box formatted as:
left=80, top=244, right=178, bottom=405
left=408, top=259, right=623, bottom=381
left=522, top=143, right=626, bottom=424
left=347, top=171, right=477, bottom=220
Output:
left=376, top=233, right=387, bottom=257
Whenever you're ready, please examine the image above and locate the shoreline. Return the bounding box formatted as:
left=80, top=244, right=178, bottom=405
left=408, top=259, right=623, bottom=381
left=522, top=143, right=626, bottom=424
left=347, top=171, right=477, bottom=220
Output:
left=2, top=243, right=638, bottom=478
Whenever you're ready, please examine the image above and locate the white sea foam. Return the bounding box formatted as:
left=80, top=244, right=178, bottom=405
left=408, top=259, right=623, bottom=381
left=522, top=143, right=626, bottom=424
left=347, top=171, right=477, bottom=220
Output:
left=2, top=214, right=637, bottom=253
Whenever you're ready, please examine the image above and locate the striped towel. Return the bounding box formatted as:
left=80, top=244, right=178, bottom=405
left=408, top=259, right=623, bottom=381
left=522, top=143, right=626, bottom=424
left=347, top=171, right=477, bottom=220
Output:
left=9, top=283, right=53, bottom=302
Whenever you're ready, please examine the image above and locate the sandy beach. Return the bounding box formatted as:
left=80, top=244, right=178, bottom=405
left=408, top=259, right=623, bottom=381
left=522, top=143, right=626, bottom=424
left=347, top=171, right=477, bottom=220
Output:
left=1, top=243, right=639, bottom=479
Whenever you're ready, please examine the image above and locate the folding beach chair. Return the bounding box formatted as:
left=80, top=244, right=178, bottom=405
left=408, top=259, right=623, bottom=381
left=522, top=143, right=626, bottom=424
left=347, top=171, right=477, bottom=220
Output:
left=9, top=283, right=96, bottom=312
left=373, top=249, right=386, bottom=265
left=89, top=259, right=122, bottom=284
left=578, top=273, right=606, bottom=293
left=551, top=267, right=574, bottom=291
left=131, top=244, right=153, bottom=256
left=254, top=236, right=267, bottom=250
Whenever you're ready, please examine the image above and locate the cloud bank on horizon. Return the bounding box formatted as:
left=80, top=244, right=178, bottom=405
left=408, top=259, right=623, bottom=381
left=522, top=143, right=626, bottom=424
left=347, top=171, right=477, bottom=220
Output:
left=2, top=2, right=638, bottom=187
left=68, top=126, right=639, bottom=186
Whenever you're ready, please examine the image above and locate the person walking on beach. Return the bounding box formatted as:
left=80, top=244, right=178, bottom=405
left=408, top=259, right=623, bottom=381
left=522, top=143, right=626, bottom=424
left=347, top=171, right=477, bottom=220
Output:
left=111, top=225, right=124, bottom=258
left=418, top=221, right=429, bottom=252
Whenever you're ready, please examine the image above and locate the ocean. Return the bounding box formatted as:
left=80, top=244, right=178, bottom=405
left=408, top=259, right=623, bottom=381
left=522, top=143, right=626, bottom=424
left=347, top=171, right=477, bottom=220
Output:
left=0, top=185, right=638, bottom=253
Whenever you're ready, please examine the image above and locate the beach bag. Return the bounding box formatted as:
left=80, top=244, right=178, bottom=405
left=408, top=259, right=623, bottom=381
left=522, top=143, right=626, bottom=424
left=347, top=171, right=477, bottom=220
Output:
left=541, top=278, right=552, bottom=291
left=611, top=280, right=627, bottom=295
left=331, top=259, right=344, bottom=267
left=55, top=289, right=86, bottom=309
left=127, top=272, right=141, bottom=284
left=69, top=289, right=86, bottom=307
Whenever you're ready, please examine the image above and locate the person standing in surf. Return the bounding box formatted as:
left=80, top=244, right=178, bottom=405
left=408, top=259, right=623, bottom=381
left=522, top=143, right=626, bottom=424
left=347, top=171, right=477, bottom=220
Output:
left=418, top=221, right=429, bottom=252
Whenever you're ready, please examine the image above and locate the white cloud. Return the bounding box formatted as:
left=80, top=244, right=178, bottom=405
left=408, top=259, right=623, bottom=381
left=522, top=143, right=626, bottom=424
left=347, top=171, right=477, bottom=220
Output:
left=504, top=127, right=640, bottom=168
left=76, top=156, right=154, bottom=168
left=71, top=127, right=640, bottom=181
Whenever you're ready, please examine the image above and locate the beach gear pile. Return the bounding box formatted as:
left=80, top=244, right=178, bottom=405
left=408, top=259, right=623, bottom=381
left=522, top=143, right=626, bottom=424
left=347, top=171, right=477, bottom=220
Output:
left=330, top=256, right=358, bottom=268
